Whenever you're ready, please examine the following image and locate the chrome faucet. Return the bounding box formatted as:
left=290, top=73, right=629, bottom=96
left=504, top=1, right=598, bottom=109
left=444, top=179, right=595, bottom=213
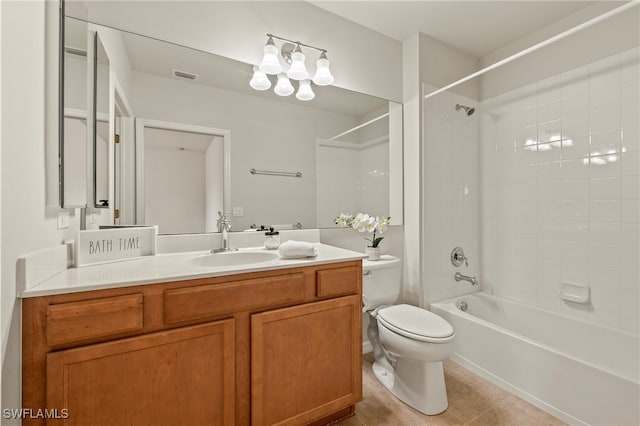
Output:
left=212, top=211, right=237, bottom=253
left=455, top=272, right=478, bottom=286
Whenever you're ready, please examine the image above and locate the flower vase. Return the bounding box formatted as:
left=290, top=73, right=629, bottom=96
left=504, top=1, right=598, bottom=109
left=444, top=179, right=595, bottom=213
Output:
left=365, top=246, right=380, bottom=261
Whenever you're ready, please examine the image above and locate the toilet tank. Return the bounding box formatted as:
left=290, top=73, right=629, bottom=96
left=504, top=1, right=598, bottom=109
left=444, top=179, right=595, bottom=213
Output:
left=362, top=255, right=402, bottom=311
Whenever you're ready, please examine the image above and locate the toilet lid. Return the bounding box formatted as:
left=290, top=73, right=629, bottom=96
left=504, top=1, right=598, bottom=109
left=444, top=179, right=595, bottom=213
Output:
left=377, top=304, right=455, bottom=343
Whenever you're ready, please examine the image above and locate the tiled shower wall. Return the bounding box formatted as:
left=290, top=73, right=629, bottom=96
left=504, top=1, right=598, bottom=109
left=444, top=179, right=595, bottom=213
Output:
left=480, top=48, right=639, bottom=333
left=423, top=88, right=481, bottom=303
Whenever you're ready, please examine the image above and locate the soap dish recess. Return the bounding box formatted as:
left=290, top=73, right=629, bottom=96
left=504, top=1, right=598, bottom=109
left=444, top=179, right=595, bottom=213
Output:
left=560, top=282, right=590, bottom=304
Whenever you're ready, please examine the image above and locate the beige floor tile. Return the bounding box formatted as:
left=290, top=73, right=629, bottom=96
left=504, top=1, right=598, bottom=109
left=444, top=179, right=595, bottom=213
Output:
left=467, top=395, right=567, bottom=426
left=338, top=356, right=565, bottom=426
left=444, top=361, right=511, bottom=423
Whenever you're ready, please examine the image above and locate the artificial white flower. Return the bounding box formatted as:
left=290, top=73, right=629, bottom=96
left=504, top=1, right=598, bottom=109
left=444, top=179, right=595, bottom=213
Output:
left=334, top=212, right=391, bottom=248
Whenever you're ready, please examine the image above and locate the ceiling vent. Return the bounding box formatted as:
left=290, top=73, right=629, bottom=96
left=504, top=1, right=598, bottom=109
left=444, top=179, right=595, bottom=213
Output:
left=172, top=69, right=199, bottom=81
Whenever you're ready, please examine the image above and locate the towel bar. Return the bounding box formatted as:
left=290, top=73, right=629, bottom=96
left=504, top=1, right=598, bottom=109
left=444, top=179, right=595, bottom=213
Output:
left=250, top=168, right=302, bottom=178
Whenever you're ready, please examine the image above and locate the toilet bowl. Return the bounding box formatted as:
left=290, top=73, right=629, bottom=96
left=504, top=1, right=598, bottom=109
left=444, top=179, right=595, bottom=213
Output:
left=363, top=256, right=456, bottom=415
left=372, top=304, right=455, bottom=415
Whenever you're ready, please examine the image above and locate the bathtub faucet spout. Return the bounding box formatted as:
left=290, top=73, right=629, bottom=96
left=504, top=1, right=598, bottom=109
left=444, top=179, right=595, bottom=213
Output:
left=455, top=272, right=477, bottom=286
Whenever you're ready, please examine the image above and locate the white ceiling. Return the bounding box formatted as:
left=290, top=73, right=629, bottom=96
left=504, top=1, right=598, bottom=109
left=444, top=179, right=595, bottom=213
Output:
left=309, top=1, right=600, bottom=58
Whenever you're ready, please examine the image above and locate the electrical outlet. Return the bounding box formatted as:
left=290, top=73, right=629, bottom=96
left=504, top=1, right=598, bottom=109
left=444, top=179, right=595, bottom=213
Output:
left=57, top=211, right=70, bottom=229
left=232, top=207, right=244, bottom=217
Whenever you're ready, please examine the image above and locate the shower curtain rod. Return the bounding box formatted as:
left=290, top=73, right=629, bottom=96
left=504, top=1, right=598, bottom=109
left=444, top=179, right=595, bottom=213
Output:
left=424, top=0, right=639, bottom=100
left=324, top=112, right=390, bottom=142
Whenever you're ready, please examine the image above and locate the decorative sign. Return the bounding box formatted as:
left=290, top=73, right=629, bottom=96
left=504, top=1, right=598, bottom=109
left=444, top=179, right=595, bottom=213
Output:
left=75, top=226, right=158, bottom=267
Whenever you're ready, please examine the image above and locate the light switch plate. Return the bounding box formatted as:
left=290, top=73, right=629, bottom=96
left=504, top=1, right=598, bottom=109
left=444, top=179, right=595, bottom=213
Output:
left=232, top=207, right=244, bottom=217
left=57, top=211, right=70, bottom=229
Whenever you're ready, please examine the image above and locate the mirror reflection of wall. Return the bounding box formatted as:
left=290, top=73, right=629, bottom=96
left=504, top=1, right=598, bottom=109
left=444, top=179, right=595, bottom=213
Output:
left=95, top=120, right=109, bottom=206
left=141, top=126, right=225, bottom=234
left=316, top=108, right=393, bottom=228
left=62, top=17, right=89, bottom=207
left=93, top=34, right=110, bottom=208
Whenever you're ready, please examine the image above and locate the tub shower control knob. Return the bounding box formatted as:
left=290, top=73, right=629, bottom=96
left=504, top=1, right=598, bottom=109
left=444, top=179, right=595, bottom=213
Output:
left=451, top=247, right=468, bottom=267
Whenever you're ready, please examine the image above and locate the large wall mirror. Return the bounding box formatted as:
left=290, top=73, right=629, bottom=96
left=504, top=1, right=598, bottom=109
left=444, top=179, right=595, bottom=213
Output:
left=61, top=15, right=403, bottom=234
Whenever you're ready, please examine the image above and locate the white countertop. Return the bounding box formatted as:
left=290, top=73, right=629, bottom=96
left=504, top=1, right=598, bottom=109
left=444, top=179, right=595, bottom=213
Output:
left=20, top=243, right=367, bottom=298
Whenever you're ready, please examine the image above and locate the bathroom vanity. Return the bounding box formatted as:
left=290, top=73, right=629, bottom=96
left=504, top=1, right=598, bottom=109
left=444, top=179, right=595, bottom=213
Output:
left=21, top=248, right=363, bottom=425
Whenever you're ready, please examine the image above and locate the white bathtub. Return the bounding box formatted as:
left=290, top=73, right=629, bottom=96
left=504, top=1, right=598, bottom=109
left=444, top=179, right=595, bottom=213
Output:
left=431, top=293, right=639, bottom=426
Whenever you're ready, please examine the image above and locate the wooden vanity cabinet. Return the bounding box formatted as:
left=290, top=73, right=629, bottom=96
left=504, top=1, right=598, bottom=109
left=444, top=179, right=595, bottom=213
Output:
left=22, top=260, right=362, bottom=426
left=251, top=295, right=362, bottom=426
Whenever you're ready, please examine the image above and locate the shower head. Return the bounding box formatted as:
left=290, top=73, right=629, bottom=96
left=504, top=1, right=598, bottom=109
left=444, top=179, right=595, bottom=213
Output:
left=456, top=104, right=475, bottom=116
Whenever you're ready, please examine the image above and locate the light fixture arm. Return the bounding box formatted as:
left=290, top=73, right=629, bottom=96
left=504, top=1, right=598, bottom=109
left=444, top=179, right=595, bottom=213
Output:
left=266, top=33, right=328, bottom=55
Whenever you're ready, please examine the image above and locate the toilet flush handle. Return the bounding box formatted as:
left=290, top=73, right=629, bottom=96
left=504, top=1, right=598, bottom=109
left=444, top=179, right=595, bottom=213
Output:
left=363, top=270, right=372, bottom=276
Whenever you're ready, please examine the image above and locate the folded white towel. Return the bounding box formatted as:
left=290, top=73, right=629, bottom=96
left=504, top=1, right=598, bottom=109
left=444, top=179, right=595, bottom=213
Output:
left=279, top=240, right=317, bottom=259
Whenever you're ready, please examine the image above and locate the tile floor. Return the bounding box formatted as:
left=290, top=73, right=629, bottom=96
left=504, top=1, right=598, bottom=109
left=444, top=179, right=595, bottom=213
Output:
left=338, top=354, right=566, bottom=426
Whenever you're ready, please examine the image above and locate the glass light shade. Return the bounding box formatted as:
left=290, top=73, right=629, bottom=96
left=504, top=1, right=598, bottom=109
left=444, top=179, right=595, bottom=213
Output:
left=312, top=57, right=334, bottom=86
left=274, top=74, right=294, bottom=96
left=259, top=44, right=283, bottom=75
left=296, top=80, right=315, bottom=101
left=287, top=51, right=309, bottom=80
left=249, top=66, right=271, bottom=91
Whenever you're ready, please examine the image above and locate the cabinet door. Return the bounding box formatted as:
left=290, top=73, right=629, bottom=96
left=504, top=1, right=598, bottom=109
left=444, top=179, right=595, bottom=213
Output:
left=46, top=320, right=235, bottom=426
left=251, top=295, right=362, bottom=426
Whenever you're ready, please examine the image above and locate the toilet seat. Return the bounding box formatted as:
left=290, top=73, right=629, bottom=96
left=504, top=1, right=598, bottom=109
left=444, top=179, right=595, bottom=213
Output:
left=377, top=304, right=455, bottom=343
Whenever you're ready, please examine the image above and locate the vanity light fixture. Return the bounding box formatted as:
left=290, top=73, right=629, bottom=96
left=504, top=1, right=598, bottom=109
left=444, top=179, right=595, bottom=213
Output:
left=296, top=80, right=315, bottom=101
left=259, top=35, right=283, bottom=75
left=286, top=44, right=309, bottom=80
left=252, top=33, right=334, bottom=101
left=249, top=66, right=271, bottom=91
left=274, top=73, right=295, bottom=96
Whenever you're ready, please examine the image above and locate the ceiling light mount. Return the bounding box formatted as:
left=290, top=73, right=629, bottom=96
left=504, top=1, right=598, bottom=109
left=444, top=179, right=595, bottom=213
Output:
left=252, top=33, right=334, bottom=101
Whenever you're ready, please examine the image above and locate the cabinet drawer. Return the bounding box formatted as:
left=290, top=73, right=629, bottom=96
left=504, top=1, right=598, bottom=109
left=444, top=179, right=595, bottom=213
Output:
left=46, top=294, right=143, bottom=346
left=316, top=266, right=360, bottom=298
left=164, top=273, right=305, bottom=324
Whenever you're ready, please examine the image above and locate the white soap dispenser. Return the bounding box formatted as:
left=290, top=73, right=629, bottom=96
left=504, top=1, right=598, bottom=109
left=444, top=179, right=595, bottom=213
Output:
left=264, top=227, right=280, bottom=249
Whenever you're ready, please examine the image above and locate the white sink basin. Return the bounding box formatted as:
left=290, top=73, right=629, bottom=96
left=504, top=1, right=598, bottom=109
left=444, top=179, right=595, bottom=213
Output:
left=187, top=250, right=279, bottom=268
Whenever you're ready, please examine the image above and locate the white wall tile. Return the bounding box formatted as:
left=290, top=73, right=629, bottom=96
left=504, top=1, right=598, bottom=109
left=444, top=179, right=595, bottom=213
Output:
left=621, top=199, right=639, bottom=223
left=622, top=126, right=639, bottom=152
left=589, top=221, right=621, bottom=246
left=561, top=159, right=589, bottom=180
left=621, top=151, right=639, bottom=176
left=622, top=103, right=639, bottom=130
left=477, top=48, right=638, bottom=335
left=590, top=200, right=620, bottom=222
left=589, top=156, right=621, bottom=178
left=590, top=177, right=621, bottom=200
left=538, top=161, right=561, bottom=182
left=562, top=179, right=589, bottom=200
left=562, top=200, right=589, bottom=221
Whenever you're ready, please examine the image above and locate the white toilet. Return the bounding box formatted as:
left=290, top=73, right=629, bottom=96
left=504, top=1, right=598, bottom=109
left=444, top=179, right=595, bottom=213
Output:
left=363, top=255, right=455, bottom=415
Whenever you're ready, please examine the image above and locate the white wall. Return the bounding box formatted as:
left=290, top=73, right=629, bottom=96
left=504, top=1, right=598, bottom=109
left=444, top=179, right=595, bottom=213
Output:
left=1, top=1, right=75, bottom=418
left=144, top=142, right=207, bottom=234
left=0, top=0, right=3, bottom=405
left=404, top=32, right=482, bottom=307
left=480, top=47, right=639, bottom=333
left=481, top=3, right=640, bottom=100
left=402, top=34, right=423, bottom=307
left=419, top=33, right=480, bottom=100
